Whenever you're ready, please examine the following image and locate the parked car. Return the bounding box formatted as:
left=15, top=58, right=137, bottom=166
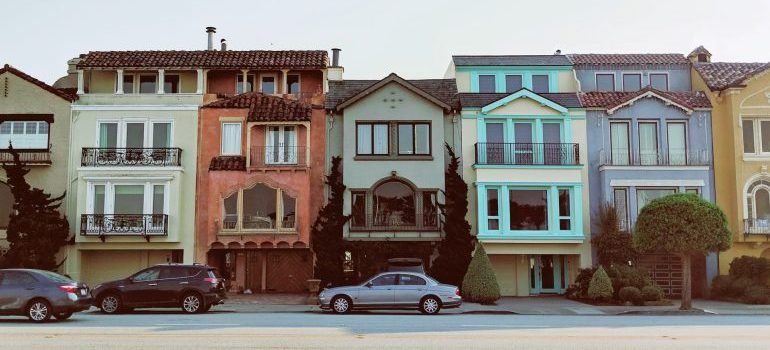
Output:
left=91, top=263, right=226, bottom=314
left=0, top=269, right=92, bottom=322
left=318, top=271, right=461, bottom=315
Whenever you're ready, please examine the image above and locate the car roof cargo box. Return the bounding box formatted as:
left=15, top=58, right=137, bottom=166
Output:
left=386, top=258, right=425, bottom=273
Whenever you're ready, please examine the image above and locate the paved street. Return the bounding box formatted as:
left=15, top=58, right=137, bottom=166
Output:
left=1, top=310, right=770, bottom=349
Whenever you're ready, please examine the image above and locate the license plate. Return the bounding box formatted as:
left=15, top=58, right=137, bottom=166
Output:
left=80, top=289, right=87, bottom=296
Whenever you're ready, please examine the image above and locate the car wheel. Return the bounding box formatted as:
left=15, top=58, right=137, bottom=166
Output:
left=54, top=312, right=73, bottom=320
left=331, top=296, right=351, bottom=314
left=27, top=300, right=52, bottom=323
left=181, top=293, right=203, bottom=314
left=99, top=294, right=122, bottom=314
left=419, top=296, right=441, bottom=315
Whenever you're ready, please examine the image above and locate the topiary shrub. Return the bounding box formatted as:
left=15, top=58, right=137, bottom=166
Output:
left=741, top=285, right=770, bottom=304
left=461, top=244, right=501, bottom=304
left=710, top=275, right=733, bottom=299
left=588, top=266, right=614, bottom=301
left=641, top=285, right=664, bottom=302
left=618, top=286, right=643, bottom=305
left=729, top=256, right=770, bottom=285
left=728, top=277, right=754, bottom=298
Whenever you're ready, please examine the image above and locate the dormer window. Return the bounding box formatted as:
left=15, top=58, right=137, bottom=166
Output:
left=622, top=73, right=641, bottom=92
left=478, top=75, right=496, bottom=93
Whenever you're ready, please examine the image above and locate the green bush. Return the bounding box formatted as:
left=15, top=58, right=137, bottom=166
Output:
left=641, top=285, right=664, bottom=302
left=566, top=267, right=596, bottom=299
left=605, top=264, right=653, bottom=299
left=728, top=277, right=754, bottom=298
left=591, top=204, right=637, bottom=266
left=461, top=244, right=501, bottom=304
left=729, top=256, right=770, bottom=284
left=710, top=275, right=733, bottom=298
left=741, top=285, right=770, bottom=304
left=618, top=286, right=643, bottom=305
left=588, top=266, right=614, bottom=301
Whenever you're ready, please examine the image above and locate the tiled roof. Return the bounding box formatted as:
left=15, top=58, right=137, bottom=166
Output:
left=458, top=92, right=582, bottom=108
left=203, top=92, right=313, bottom=122
left=452, top=55, right=571, bottom=66
left=568, top=54, right=689, bottom=66
left=694, top=62, right=770, bottom=91
left=0, top=64, right=78, bottom=101
left=77, top=50, right=328, bottom=69
left=326, top=77, right=459, bottom=110
left=579, top=88, right=712, bottom=111
left=209, top=156, right=246, bottom=171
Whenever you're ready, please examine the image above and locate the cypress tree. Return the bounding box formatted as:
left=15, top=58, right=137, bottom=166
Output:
left=310, top=156, right=349, bottom=287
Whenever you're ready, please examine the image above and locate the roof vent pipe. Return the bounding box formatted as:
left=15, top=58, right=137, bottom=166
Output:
left=220, top=39, right=227, bottom=51
left=206, top=27, right=216, bottom=50
left=554, top=49, right=562, bottom=55
left=331, top=48, right=341, bottom=67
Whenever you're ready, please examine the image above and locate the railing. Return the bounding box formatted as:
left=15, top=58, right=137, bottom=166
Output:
left=249, top=146, right=306, bottom=168
left=80, top=214, right=168, bottom=242
left=220, top=214, right=296, bottom=232
left=0, top=149, right=51, bottom=164
left=599, top=149, right=709, bottom=166
left=475, top=143, right=580, bottom=166
left=744, top=219, right=770, bottom=236
left=350, top=213, right=440, bottom=232
left=81, top=148, right=182, bottom=167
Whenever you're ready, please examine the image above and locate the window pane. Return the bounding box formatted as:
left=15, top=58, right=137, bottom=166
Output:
left=152, top=185, right=164, bottom=214
left=287, top=75, right=300, bottom=94
left=415, top=124, right=430, bottom=155
left=514, top=123, right=533, bottom=143
left=667, top=123, right=686, bottom=165
left=422, top=192, right=438, bottom=227
left=125, top=123, right=145, bottom=148
left=357, top=124, right=372, bottom=154
left=261, top=76, right=275, bottom=94
left=373, top=124, right=389, bottom=155
left=38, top=122, right=49, bottom=135
left=0, top=184, right=12, bottom=229
left=622, top=74, right=641, bottom=91
left=558, top=189, right=570, bottom=230
left=637, top=188, right=676, bottom=214
left=613, top=188, right=628, bottom=231
left=761, top=121, right=770, bottom=153
left=139, top=75, right=156, bottom=94
left=282, top=191, right=296, bottom=229
left=650, top=74, right=668, bottom=91
left=532, top=75, right=549, bottom=93
left=509, top=189, right=548, bottom=230
left=351, top=192, right=366, bottom=227
left=221, top=123, right=241, bottom=155
left=756, top=189, right=770, bottom=220
left=478, top=75, right=496, bottom=93
left=114, top=185, right=144, bottom=214
left=242, top=184, right=277, bottom=229
left=638, top=123, right=658, bottom=165
left=152, top=123, right=171, bottom=148
left=743, top=120, right=756, bottom=153
left=374, top=181, right=415, bottom=226
left=610, top=122, right=629, bottom=165
left=223, top=192, right=238, bottom=229
left=25, top=122, right=37, bottom=134
left=505, top=75, right=523, bottom=93
left=12, top=122, right=23, bottom=134
left=486, top=189, right=499, bottom=216
left=93, top=185, right=105, bottom=215
left=542, top=123, right=561, bottom=143
left=0, top=123, right=10, bottom=134
left=123, top=75, right=134, bottom=94
left=398, top=124, right=414, bottom=154
left=485, top=123, right=504, bottom=143
left=99, top=123, right=118, bottom=148
left=596, top=74, right=615, bottom=91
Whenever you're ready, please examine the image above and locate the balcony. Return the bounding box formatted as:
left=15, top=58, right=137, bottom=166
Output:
left=0, top=149, right=51, bottom=165
left=349, top=213, right=440, bottom=232
left=80, top=214, right=168, bottom=242
left=475, top=143, right=580, bottom=166
left=249, top=146, right=307, bottom=169
left=599, top=149, right=709, bottom=167
left=744, top=219, right=770, bottom=237
left=81, top=148, right=182, bottom=167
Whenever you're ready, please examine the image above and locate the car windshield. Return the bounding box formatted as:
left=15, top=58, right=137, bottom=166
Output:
left=36, top=270, right=75, bottom=284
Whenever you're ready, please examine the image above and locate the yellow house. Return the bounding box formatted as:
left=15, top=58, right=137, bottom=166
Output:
left=690, top=46, right=770, bottom=273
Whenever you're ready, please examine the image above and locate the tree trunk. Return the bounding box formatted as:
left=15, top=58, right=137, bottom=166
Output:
left=680, top=253, right=692, bottom=310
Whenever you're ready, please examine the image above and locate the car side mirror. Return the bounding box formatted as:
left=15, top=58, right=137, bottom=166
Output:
left=365, top=282, right=373, bottom=288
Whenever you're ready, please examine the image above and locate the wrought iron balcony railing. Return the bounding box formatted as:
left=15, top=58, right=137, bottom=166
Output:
left=81, top=148, right=182, bottom=167
left=475, top=142, right=580, bottom=166
left=599, top=149, right=709, bottom=166
left=249, top=146, right=307, bottom=168
left=0, top=149, right=51, bottom=164
left=744, top=219, right=770, bottom=236
left=349, top=213, right=440, bottom=232
left=80, top=214, right=169, bottom=241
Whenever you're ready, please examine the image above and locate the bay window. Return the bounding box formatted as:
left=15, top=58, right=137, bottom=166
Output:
left=486, top=188, right=500, bottom=230
left=636, top=188, right=676, bottom=214
left=97, top=120, right=173, bottom=149
left=220, top=184, right=296, bottom=232
left=0, top=121, right=49, bottom=149
left=350, top=180, right=439, bottom=230
left=88, top=182, right=168, bottom=215
left=509, top=189, right=548, bottom=230
left=480, top=185, right=579, bottom=236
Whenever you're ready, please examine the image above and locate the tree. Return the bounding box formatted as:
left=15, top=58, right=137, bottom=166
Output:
left=1, top=145, right=69, bottom=270
left=461, top=244, right=501, bottom=304
left=591, top=203, right=636, bottom=266
left=634, top=193, right=731, bottom=310
left=310, top=157, right=349, bottom=287
left=587, top=266, right=613, bottom=301
left=431, top=143, right=475, bottom=287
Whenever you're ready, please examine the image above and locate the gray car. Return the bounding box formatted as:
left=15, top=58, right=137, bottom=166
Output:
left=319, top=272, right=461, bottom=314
left=0, top=269, right=92, bottom=322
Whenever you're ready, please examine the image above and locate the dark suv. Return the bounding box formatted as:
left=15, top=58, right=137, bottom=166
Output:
left=91, top=264, right=226, bottom=314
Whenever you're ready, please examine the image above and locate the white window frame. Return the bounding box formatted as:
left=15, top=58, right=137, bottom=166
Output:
left=95, top=119, right=175, bottom=148
left=0, top=121, right=50, bottom=149
left=220, top=122, right=242, bottom=156
left=259, top=73, right=278, bottom=94
left=265, top=125, right=298, bottom=164
left=594, top=72, right=616, bottom=91
left=86, top=180, right=170, bottom=215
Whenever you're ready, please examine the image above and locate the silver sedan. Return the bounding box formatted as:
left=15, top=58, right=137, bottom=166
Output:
left=319, top=272, right=461, bottom=314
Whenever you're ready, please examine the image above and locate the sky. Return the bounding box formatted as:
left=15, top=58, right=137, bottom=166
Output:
left=1, top=0, right=769, bottom=84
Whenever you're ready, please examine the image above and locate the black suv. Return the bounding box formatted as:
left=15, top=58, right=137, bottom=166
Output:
left=91, top=264, right=226, bottom=314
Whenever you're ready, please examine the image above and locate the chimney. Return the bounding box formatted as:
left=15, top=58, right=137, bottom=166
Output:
left=331, top=48, right=341, bottom=67
left=220, top=39, right=227, bottom=51
left=206, top=26, right=216, bottom=50
left=554, top=49, right=562, bottom=55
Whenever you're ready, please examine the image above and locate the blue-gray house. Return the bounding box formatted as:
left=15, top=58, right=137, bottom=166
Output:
left=570, top=53, right=715, bottom=297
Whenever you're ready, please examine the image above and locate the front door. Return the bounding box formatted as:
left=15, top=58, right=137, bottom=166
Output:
left=530, top=255, right=567, bottom=294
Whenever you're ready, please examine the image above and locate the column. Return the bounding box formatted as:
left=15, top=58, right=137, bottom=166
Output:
left=281, top=69, right=289, bottom=94
left=241, top=70, right=249, bottom=94
left=157, top=69, right=165, bottom=94
left=116, top=69, right=124, bottom=94
left=76, top=70, right=84, bottom=95
left=196, top=69, right=204, bottom=94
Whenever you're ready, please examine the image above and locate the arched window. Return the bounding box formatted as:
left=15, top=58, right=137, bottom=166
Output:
left=0, top=182, right=12, bottom=229
left=220, top=183, right=296, bottom=231
left=747, top=178, right=770, bottom=233
left=373, top=180, right=416, bottom=227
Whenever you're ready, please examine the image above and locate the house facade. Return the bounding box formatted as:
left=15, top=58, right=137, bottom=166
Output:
left=447, top=55, right=591, bottom=296
left=0, top=64, right=76, bottom=258
left=573, top=53, right=716, bottom=297
left=326, top=72, right=460, bottom=281
left=691, top=47, right=770, bottom=274
left=195, top=51, right=327, bottom=293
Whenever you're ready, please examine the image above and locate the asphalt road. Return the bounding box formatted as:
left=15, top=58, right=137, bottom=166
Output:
left=1, top=309, right=770, bottom=349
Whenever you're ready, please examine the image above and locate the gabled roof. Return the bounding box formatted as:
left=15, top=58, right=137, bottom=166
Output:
left=452, top=55, right=571, bottom=66
left=688, top=46, right=712, bottom=59
left=478, top=89, right=570, bottom=115
left=458, top=92, right=582, bottom=109
left=568, top=54, right=689, bottom=66
left=579, top=87, right=711, bottom=115
left=202, top=92, right=313, bottom=122
left=694, top=62, right=770, bottom=91
left=0, top=64, right=78, bottom=102
left=326, top=74, right=458, bottom=111
left=76, top=50, right=328, bottom=70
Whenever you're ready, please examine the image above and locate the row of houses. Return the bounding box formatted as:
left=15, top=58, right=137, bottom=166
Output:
left=1, top=28, right=769, bottom=297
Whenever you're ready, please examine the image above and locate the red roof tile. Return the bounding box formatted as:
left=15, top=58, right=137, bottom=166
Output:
left=579, top=87, right=711, bottom=112
left=0, top=64, right=78, bottom=102
left=568, top=54, right=689, bottom=65
left=76, top=50, right=328, bottom=70
left=694, top=62, right=770, bottom=91
left=209, top=156, right=246, bottom=171
left=203, top=92, right=313, bottom=122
